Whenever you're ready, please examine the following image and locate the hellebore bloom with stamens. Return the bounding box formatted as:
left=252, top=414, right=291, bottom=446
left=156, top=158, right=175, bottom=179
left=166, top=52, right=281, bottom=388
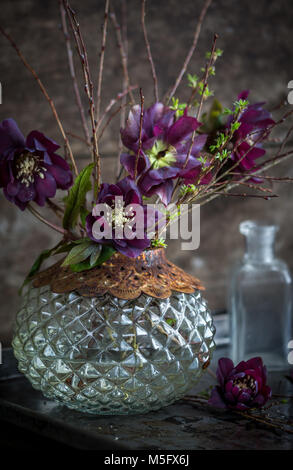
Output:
left=229, top=90, right=275, bottom=175
left=120, top=102, right=208, bottom=205
left=86, top=177, right=154, bottom=258
left=209, top=357, right=272, bottom=410
left=0, top=119, right=73, bottom=210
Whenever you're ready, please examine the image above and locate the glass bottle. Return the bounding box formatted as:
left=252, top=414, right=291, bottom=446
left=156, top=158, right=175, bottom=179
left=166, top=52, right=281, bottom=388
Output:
left=229, top=220, right=292, bottom=370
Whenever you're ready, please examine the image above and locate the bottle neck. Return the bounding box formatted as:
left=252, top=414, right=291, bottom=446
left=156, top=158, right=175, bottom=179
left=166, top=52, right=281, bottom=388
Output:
left=240, top=221, right=277, bottom=264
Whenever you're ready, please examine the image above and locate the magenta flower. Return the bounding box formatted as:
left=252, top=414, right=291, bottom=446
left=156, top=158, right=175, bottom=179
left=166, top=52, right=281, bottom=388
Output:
left=120, top=102, right=207, bottom=205
left=86, top=177, right=152, bottom=258
left=0, top=119, right=73, bottom=210
left=229, top=91, right=275, bottom=175
left=209, top=357, right=272, bottom=410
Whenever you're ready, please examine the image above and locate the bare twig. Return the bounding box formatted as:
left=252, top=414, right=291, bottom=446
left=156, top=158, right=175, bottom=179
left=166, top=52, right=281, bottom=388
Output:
left=141, top=0, right=159, bottom=102
left=117, top=0, right=128, bottom=179
left=28, top=205, right=67, bottom=236
left=196, top=149, right=293, bottom=208
left=165, top=0, right=213, bottom=104
left=235, top=410, right=293, bottom=434
left=169, top=33, right=218, bottom=201
left=63, top=1, right=100, bottom=188
left=134, top=88, right=144, bottom=179
left=207, top=368, right=217, bottom=380
left=196, top=33, right=218, bottom=120
left=209, top=109, right=293, bottom=191
left=231, top=181, right=274, bottom=193
left=95, top=85, right=138, bottom=132
left=275, top=123, right=293, bottom=159
left=97, top=103, right=128, bottom=141
left=229, top=173, right=293, bottom=182
left=253, top=148, right=293, bottom=172
left=184, top=395, right=293, bottom=434
left=96, top=0, right=110, bottom=122
left=59, top=0, right=91, bottom=147
left=0, top=25, right=78, bottom=177
left=66, top=131, right=91, bottom=146
left=110, top=9, right=135, bottom=105
left=46, top=199, right=64, bottom=219
left=212, top=192, right=278, bottom=199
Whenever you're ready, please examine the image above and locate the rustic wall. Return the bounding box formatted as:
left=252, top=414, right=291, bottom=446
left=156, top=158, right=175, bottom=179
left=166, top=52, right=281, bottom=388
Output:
left=0, top=0, right=293, bottom=345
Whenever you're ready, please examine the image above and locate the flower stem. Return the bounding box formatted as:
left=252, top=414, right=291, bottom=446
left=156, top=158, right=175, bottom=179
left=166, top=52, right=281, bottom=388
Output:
left=165, top=0, right=213, bottom=104
left=28, top=205, right=67, bottom=237
left=141, top=0, right=159, bottom=102
left=134, top=88, right=144, bottom=179
left=0, top=25, right=78, bottom=177
left=110, top=9, right=135, bottom=105
left=96, top=0, right=110, bottom=122
left=59, top=0, right=91, bottom=147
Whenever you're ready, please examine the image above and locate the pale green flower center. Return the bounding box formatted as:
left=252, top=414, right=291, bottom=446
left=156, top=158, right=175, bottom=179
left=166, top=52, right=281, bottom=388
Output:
left=146, top=140, right=177, bottom=170
left=109, top=199, right=134, bottom=230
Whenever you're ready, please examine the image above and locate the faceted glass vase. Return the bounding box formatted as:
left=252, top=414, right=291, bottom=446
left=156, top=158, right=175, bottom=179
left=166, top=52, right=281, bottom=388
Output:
left=13, top=285, right=215, bottom=415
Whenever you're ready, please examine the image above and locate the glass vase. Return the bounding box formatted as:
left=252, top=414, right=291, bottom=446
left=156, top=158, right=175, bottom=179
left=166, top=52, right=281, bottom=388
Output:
left=229, top=220, right=292, bottom=370
left=12, top=249, right=215, bottom=415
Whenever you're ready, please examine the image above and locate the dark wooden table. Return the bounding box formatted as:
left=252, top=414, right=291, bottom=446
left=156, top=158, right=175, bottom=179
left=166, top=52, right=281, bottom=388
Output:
left=0, top=347, right=292, bottom=450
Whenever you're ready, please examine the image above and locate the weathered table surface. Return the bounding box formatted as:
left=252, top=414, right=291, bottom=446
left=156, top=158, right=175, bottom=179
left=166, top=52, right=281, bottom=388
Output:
left=0, top=348, right=292, bottom=450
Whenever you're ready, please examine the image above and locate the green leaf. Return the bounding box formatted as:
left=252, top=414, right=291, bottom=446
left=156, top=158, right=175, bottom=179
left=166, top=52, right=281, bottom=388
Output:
left=63, top=163, right=94, bottom=230
left=62, top=240, right=97, bottom=266
left=69, top=245, right=115, bottom=272
left=91, top=244, right=115, bottom=266
left=151, top=238, right=167, bottom=249
left=19, top=241, right=63, bottom=294
left=90, top=244, right=102, bottom=266
left=187, top=73, right=198, bottom=88
left=80, top=206, right=90, bottom=228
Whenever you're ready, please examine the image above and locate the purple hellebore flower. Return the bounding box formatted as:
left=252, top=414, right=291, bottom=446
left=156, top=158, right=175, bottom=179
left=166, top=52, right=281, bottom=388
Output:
left=209, top=357, right=272, bottom=411
left=229, top=90, right=275, bottom=175
left=120, top=102, right=208, bottom=205
left=86, top=177, right=153, bottom=258
left=0, top=119, right=73, bottom=210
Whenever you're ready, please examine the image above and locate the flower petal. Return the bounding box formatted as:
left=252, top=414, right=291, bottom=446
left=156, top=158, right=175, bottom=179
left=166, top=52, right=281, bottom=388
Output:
left=26, top=130, right=60, bottom=156
left=208, top=387, right=227, bottom=408
left=0, top=118, right=25, bottom=156
left=47, top=163, right=73, bottom=189
left=34, top=172, right=57, bottom=206
left=166, top=116, right=200, bottom=146
left=216, top=358, right=235, bottom=386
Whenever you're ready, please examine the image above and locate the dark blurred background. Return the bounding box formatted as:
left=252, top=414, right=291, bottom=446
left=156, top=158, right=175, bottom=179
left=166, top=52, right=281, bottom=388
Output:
left=0, top=0, right=293, bottom=346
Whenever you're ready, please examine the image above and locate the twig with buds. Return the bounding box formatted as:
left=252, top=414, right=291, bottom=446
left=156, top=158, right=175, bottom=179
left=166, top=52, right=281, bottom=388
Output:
left=63, top=0, right=101, bottom=188
left=141, top=0, right=159, bottom=102
left=134, top=89, right=145, bottom=179
left=96, top=0, right=110, bottom=122
left=110, top=9, right=135, bottom=105
left=59, top=0, right=91, bottom=147
left=117, top=0, right=128, bottom=179
left=0, top=25, right=78, bottom=177
left=165, top=0, right=213, bottom=104
left=95, top=85, right=138, bottom=136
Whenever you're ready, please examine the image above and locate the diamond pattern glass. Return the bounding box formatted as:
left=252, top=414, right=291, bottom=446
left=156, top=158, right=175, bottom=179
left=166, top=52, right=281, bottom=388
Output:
left=13, top=286, right=216, bottom=415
